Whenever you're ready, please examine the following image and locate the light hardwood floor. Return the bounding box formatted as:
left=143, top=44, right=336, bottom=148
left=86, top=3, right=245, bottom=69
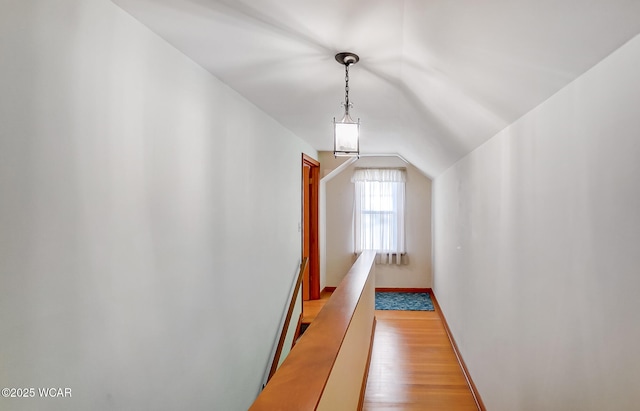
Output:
left=301, top=290, right=333, bottom=324
left=303, top=292, right=478, bottom=410
left=363, top=310, right=478, bottom=411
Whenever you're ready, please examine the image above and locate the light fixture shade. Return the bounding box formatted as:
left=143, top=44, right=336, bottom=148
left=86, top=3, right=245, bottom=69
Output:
left=333, top=113, right=360, bottom=157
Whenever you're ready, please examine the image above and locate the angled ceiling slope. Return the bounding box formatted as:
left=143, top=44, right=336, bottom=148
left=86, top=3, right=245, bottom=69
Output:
left=113, top=0, right=640, bottom=178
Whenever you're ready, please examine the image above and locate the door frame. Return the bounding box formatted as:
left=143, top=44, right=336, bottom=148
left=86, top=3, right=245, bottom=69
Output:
left=302, top=154, right=320, bottom=300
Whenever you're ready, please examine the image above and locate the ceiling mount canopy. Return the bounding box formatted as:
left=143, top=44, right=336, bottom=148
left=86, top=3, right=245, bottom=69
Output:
left=335, top=52, right=359, bottom=66
left=333, top=52, right=360, bottom=158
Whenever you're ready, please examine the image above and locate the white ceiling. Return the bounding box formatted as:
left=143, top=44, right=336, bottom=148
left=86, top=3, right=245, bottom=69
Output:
left=112, top=0, right=640, bottom=177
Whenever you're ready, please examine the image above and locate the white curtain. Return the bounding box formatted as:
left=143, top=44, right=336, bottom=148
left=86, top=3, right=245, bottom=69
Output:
left=352, top=168, right=406, bottom=264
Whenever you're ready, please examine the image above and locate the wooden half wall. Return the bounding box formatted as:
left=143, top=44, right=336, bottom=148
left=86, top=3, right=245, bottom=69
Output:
left=250, top=250, right=377, bottom=411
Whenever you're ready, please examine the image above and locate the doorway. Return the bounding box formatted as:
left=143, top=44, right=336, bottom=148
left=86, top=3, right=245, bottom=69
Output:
left=302, top=154, right=320, bottom=301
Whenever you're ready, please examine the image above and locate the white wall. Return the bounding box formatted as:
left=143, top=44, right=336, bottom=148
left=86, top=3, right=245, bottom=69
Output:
left=0, top=1, right=316, bottom=410
left=321, top=153, right=432, bottom=288
left=433, top=34, right=640, bottom=410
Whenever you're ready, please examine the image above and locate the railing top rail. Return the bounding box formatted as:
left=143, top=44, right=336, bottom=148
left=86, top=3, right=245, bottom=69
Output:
left=250, top=250, right=376, bottom=411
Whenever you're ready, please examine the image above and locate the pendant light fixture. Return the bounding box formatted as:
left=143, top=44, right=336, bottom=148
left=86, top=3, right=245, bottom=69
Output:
left=333, top=52, right=360, bottom=157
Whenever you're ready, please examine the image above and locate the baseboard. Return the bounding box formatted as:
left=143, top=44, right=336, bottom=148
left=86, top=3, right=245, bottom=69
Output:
left=429, top=290, right=486, bottom=411
left=375, top=287, right=431, bottom=293
left=357, top=317, right=377, bottom=411
left=325, top=287, right=432, bottom=293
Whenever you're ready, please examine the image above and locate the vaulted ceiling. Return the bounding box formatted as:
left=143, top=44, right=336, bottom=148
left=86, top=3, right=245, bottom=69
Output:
left=112, top=0, right=640, bottom=177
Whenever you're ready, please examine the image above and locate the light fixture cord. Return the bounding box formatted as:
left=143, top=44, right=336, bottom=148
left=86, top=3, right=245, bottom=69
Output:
left=344, top=62, right=351, bottom=115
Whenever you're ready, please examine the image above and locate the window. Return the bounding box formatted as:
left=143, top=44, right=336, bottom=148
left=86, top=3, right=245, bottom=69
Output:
left=352, top=168, right=406, bottom=264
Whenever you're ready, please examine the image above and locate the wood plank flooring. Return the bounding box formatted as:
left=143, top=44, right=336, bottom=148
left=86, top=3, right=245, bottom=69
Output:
left=302, top=290, right=332, bottom=324
left=363, top=310, right=478, bottom=411
left=304, top=291, right=478, bottom=410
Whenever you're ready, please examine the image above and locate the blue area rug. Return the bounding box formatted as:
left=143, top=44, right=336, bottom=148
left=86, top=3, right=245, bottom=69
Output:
left=375, top=292, right=434, bottom=311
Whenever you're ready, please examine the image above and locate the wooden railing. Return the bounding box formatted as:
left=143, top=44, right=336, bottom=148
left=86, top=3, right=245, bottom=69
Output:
left=267, top=257, right=308, bottom=382
left=250, top=250, right=377, bottom=411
